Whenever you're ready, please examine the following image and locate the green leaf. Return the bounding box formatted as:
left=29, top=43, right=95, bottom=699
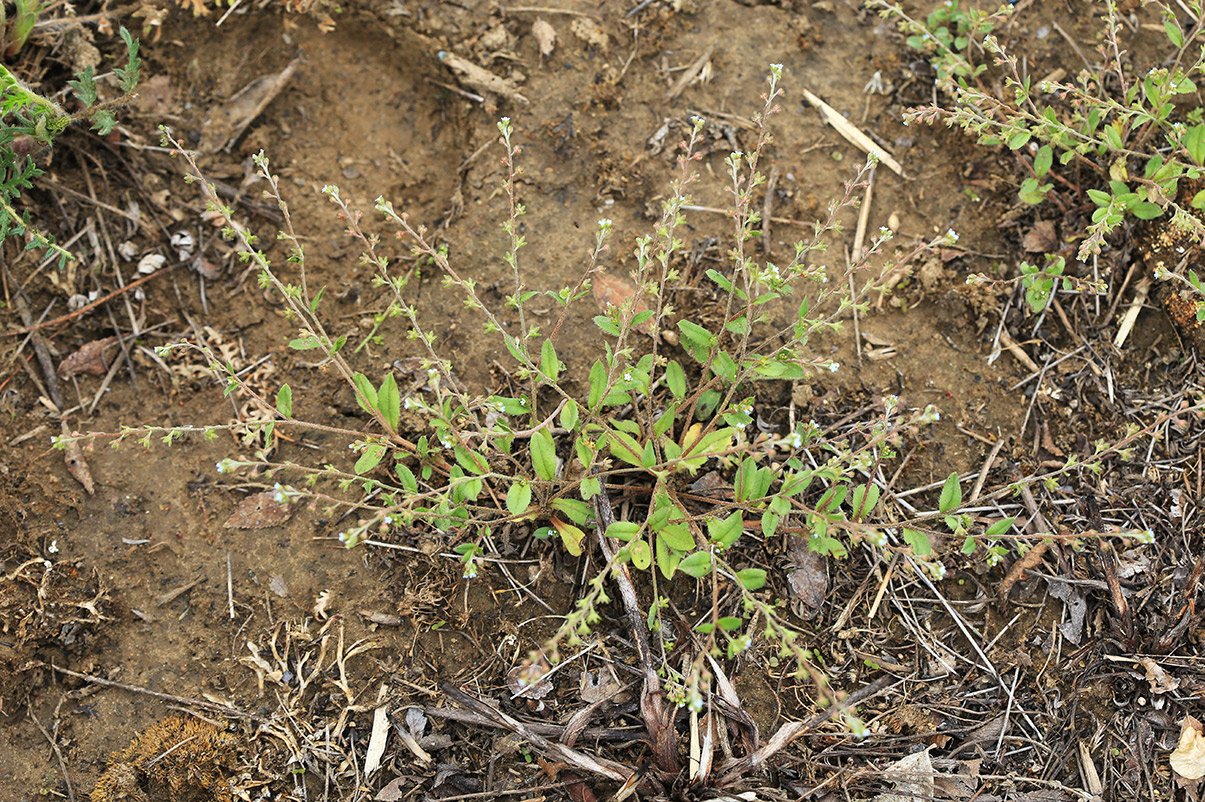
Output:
left=506, top=481, right=532, bottom=516
left=540, top=338, right=560, bottom=382
left=353, top=372, right=378, bottom=415
left=309, top=287, right=326, bottom=313
left=718, top=616, right=742, bottom=632
left=984, top=517, right=1015, bottom=537
left=1166, top=14, right=1184, bottom=47
left=678, top=319, right=715, bottom=361
left=377, top=373, right=400, bottom=430
left=655, top=534, right=679, bottom=579
left=653, top=403, right=678, bottom=438
left=1007, top=130, right=1032, bottom=149
left=68, top=66, right=98, bottom=107
left=552, top=519, right=585, bottom=556
left=736, top=568, right=766, bottom=590
left=629, top=538, right=651, bottom=569
left=289, top=335, right=322, bottom=350
left=579, top=475, right=601, bottom=500
left=397, top=464, right=418, bottom=493
left=707, top=512, right=744, bottom=547
left=530, top=429, right=557, bottom=481
left=850, top=483, right=880, bottom=519
left=606, top=521, right=642, bottom=542
left=657, top=523, right=695, bottom=552
left=760, top=510, right=780, bottom=538
left=116, top=27, right=142, bottom=93
left=666, top=360, right=686, bottom=398
left=551, top=498, right=591, bottom=525
left=607, top=428, right=645, bottom=467
left=355, top=443, right=386, bottom=475
left=902, top=528, right=931, bottom=556
left=588, top=360, right=607, bottom=410
left=678, top=551, right=712, bottom=578
left=276, top=383, right=292, bottom=418
left=1187, top=124, right=1205, bottom=165
left=454, top=446, right=489, bottom=476
left=560, top=399, right=580, bottom=432
left=1130, top=202, right=1162, bottom=219
left=1033, top=145, right=1053, bottom=178
left=938, top=472, right=962, bottom=513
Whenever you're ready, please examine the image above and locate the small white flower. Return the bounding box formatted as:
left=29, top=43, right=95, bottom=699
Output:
left=930, top=562, right=948, bottom=580
left=519, top=397, right=527, bottom=406
left=47, top=540, right=59, bottom=554
left=623, top=371, right=633, bottom=382
left=43, top=560, right=52, bottom=571
left=216, top=461, right=227, bottom=473
left=786, top=432, right=802, bottom=449
left=273, top=483, right=285, bottom=503
left=829, top=362, right=840, bottom=373
left=946, top=228, right=959, bottom=242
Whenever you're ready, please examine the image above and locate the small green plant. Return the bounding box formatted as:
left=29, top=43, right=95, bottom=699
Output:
left=890, top=0, right=1005, bottom=83
left=0, top=27, right=140, bottom=265
left=59, top=66, right=1164, bottom=752
left=877, top=0, right=1205, bottom=309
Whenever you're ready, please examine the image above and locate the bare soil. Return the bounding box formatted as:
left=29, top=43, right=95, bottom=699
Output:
left=0, top=1, right=1201, bottom=801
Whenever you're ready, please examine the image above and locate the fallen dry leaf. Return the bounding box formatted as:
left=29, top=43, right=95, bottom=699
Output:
left=201, top=57, right=301, bottom=152
left=1140, top=656, right=1180, bottom=694
left=786, top=538, right=827, bottom=620
left=61, top=422, right=95, bottom=495
left=875, top=748, right=935, bottom=802
left=223, top=491, right=299, bottom=529
left=592, top=273, right=653, bottom=335
left=1022, top=220, right=1058, bottom=253
left=532, top=18, right=556, bottom=59
left=58, top=336, right=119, bottom=379
left=1172, top=716, right=1205, bottom=781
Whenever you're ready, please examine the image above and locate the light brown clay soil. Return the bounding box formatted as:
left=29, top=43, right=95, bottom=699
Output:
left=0, top=1, right=1195, bottom=801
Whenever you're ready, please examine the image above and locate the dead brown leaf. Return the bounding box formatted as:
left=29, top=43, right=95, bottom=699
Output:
left=61, top=422, right=95, bottom=495
left=223, top=491, right=299, bottom=529
left=532, top=18, right=556, bottom=59
left=58, top=336, right=119, bottom=379
left=592, top=273, right=653, bottom=334
left=786, top=539, right=827, bottom=620
left=1173, top=716, right=1205, bottom=781
left=200, top=56, right=301, bottom=152
left=1022, top=220, right=1058, bottom=253
left=998, top=537, right=1051, bottom=600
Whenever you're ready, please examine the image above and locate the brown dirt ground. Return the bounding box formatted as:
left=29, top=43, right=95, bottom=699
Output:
left=0, top=1, right=1200, bottom=801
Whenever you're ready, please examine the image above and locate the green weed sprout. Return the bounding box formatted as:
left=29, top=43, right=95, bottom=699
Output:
left=0, top=27, right=140, bottom=266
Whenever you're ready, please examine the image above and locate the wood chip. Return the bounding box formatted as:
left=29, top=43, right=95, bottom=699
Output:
left=801, top=87, right=903, bottom=175
left=223, top=491, right=298, bottom=529
left=155, top=579, right=200, bottom=607
left=438, top=51, right=528, bottom=105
